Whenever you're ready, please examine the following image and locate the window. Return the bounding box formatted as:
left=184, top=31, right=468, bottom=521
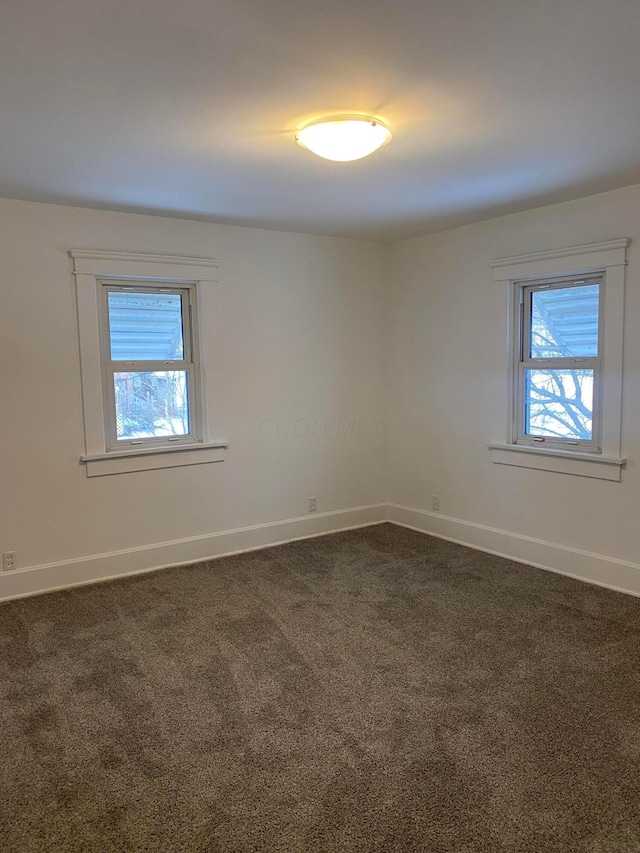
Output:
left=515, top=274, right=602, bottom=452
left=489, top=239, right=629, bottom=481
left=99, top=282, right=200, bottom=450
left=71, top=250, right=227, bottom=476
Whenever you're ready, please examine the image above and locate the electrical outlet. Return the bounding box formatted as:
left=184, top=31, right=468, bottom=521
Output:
left=432, top=495, right=440, bottom=512
left=308, top=496, right=317, bottom=513
left=2, top=551, right=17, bottom=571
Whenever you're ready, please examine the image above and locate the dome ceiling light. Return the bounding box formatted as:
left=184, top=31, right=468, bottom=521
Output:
left=295, top=115, right=391, bottom=162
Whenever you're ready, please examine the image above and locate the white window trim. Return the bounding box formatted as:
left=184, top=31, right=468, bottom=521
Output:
left=489, top=239, right=630, bottom=481
left=70, top=250, right=228, bottom=477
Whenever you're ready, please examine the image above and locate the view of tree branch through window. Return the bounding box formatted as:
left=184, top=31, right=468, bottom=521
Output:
left=114, top=370, right=189, bottom=439
left=518, top=278, right=601, bottom=449
left=525, top=368, right=593, bottom=440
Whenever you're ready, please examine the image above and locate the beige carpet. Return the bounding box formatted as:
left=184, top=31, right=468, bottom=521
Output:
left=1, top=523, right=639, bottom=852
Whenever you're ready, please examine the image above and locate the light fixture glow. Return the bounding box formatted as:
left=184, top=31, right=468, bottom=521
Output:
left=295, top=115, right=391, bottom=161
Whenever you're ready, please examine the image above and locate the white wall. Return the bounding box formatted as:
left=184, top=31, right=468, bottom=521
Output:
left=388, top=183, right=640, bottom=593
left=0, top=198, right=387, bottom=597
left=4, top=182, right=640, bottom=600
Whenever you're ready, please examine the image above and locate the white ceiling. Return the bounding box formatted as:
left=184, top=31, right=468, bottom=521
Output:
left=1, top=0, right=640, bottom=242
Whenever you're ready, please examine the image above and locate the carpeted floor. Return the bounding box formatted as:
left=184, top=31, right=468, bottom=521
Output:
left=1, top=523, right=640, bottom=852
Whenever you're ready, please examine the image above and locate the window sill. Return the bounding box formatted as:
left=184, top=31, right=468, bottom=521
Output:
left=80, top=441, right=228, bottom=477
left=487, top=443, right=625, bottom=481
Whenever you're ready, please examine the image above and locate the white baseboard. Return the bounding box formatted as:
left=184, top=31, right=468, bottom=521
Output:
left=0, top=503, right=387, bottom=602
left=387, top=503, right=640, bottom=598
left=4, top=501, right=639, bottom=603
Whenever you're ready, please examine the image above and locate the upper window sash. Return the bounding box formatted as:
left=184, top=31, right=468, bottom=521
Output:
left=519, top=273, right=603, bottom=364
left=99, top=281, right=194, bottom=366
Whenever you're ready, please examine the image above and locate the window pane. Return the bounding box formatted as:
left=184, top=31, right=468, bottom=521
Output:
left=114, top=371, right=190, bottom=439
left=108, top=291, right=184, bottom=360
left=530, top=284, right=599, bottom=358
left=525, top=368, right=593, bottom=440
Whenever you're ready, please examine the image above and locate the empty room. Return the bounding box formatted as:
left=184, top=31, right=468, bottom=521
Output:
left=1, top=0, right=640, bottom=851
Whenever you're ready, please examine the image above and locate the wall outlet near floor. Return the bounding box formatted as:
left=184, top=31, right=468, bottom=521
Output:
left=308, top=496, right=317, bottom=513
left=2, top=551, right=17, bottom=571
left=432, top=495, right=440, bottom=512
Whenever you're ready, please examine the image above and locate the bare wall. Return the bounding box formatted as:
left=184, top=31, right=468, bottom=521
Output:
left=4, top=181, right=640, bottom=599
left=388, top=183, right=640, bottom=588
left=0, top=198, right=387, bottom=586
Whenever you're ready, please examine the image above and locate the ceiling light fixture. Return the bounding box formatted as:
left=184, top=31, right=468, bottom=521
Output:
left=295, top=115, right=391, bottom=162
